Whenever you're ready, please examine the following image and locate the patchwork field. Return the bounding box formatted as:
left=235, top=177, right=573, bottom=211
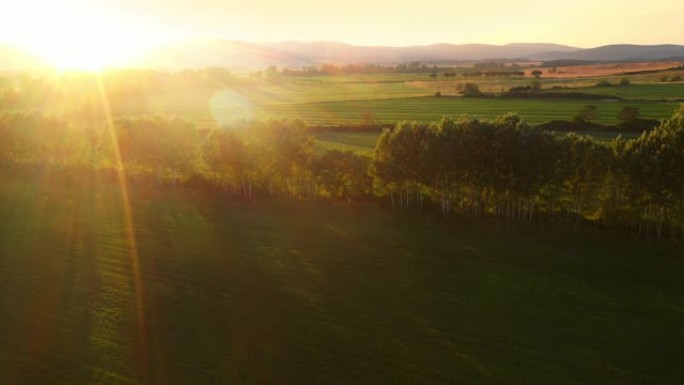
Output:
left=203, top=96, right=677, bottom=126
left=0, top=172, right=682, bottom=384
left=547, top=83, right=684, bottom=100
left=16, top=68, right=684, bottom=156
left=534, top=61, right=684, bottom=79
left=98, top=75, right=683, bottom=127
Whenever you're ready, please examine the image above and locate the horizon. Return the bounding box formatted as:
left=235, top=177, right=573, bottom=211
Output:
left=3, top=38, right=684, bottom=73
left=2, top=0, right=683, bottom=70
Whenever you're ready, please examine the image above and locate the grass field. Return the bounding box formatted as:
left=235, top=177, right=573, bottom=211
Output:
left=109, top=90, right=681, bottom=127
left=23, top=71, right=679, bottom=134
left=106, top=75, right=430, bottom=116
left=233, top=96, right=679, bottom=126
left=1, top=171, right=683, bottom=384
left=548, top=83, right=684, bottom=101
left=29, top=71, right=684, bottom=155
left=95, top=74, right=683, bottom=126
left=312, top=131, right=379, bottom=155
left=312, top=129, right=637, bottom=155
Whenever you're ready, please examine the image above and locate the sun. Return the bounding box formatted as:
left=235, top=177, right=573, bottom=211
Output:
left=12, top=2, right=156, bottom=71
left=33, top=35, right=142, bottom=72
left=25, top=25, right=152, bottom=72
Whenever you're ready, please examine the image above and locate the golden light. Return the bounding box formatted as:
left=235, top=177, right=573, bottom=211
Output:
left=12, top=2, right=158, bottom=71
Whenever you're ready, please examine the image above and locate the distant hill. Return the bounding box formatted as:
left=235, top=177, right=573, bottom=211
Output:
left=3, top=40, right=684, bottom=71
left=135, top=41, right=684, bottom=70
left=133, top=40, right=580, bottom=70
left=530, top=44, right=684, bottom=61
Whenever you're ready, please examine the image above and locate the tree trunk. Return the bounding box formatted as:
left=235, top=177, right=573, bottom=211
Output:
left=529, top=199, right=535, bottom=223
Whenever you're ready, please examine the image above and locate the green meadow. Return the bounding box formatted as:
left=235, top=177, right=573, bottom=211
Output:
left=95, top=75, right=683, bottom=130
left=547, top=83, right=684, bottom=100
left=0, top=172, right=682, bottom=384
left=312, top=130, right=379, bottom=155
left=243, top=96, right=678, bottom=125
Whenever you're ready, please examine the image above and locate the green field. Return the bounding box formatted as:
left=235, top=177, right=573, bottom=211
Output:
left=107, top=75, right=430, bottom=116
left=92, top=74, right=683, bottom=126
left=236, top=97, right=678, bottom=126
left=548, top=83, right=684, bottom=100
left=1, top=172, right=682, bottom=384
left=312, top=131, right=380, bottom=155
left=146, top=95, right=678, bottom=127
left=21, top=71, right=684, bottom=155
left=17, top=71, right=677, bottom=137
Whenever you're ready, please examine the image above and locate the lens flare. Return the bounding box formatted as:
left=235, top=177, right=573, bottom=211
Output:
left=210, top=88, right=254, bottom=124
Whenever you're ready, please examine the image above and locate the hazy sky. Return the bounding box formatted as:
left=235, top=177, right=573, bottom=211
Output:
left=3, top=0, right=684, bottom=49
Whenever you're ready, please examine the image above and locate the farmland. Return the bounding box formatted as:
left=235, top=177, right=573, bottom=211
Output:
left=93, top=73, right=684, bottom=131
left=547, top=83, right=684, bottom=101
left=0, top=171, right=682, bottom=384
left=235, top=96, right=678, bottom=125
left=312, top=130, right=379, bottom=155
left=5, top=67, right=682, bottom=142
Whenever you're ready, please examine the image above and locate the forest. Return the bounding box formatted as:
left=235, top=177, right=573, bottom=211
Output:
left=1, top=104, right=683, bottom=240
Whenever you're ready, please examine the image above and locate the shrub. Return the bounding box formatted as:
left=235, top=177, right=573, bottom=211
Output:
left=462, top=83, right=482, bottom=96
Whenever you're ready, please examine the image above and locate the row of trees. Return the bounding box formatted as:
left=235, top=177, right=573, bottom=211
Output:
left=0, top=113, right=351, bottom=200
left=370, top=110, right=684, bottom=238
left=280, top=62, right=441, bottom=76
left=1, top=107, right=683, bottom=239
left=432, top=71, right=526, bottom=79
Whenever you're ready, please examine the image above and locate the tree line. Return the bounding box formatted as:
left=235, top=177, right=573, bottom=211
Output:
left=370, top=110, right=684, bottom=238
left=1, top=107, right=683, bottom=239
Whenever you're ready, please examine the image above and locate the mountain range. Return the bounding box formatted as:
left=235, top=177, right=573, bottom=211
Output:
left=2, top=41, right=684, bottom=70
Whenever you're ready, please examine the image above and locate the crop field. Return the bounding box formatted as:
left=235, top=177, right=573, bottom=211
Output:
left=96, top=74, right=683, bottom=127
left=313, top=129, right=637, bottom=156
left=107, top=75, right=431, bottom=117
left=547, top=83, right=684, bottom=100
left=164, top=96, right=679, bottom=126
left=312, top=131, right=379, bottom=156
left=28, top=70, right=684, bottom=154
left=0, top=172, right=683, bottom=385
left=536, top=61, right=684, bottom=79
left=235, top=97, right=678, bottom=126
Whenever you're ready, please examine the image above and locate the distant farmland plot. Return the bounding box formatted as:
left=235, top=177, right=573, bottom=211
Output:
left=43, top=72, right=681, bottom=149
left=88, top=73, right=682, bottom=127
left=227, top=97, right=679, bottom=126
left=537, top=61, right=684, bottom=78
left=312, top=131, right=379, bottom=155
left=548, top=83, right=684, bottom=100
left=107, top=75, right=430, bottom=118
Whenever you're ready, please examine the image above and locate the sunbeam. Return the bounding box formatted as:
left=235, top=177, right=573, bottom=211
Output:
left=94, top=74, right=150, bottom=381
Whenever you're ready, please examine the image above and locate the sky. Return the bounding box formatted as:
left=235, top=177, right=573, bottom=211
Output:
left=2, top=0, right=683, bottom=67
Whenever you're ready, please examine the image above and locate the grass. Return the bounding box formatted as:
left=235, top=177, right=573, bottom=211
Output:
left=312, top=131, right=379, bottom=156
left=91, top=74, right=682, bottom=126
left=236, top=96, right=679, bottom=126
left=0, top=171, right=683, bottom=384
left=105, top=76, right=430, bottom=117
left=29, top=71, right=682, bottom=134
left=547, top=83, right=684, bottom=101
left=311, top=130, right=635, bottom=155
